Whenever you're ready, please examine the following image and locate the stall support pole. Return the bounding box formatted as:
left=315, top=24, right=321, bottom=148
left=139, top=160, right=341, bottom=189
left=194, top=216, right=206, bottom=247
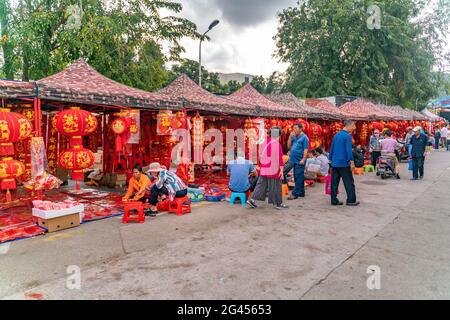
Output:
left=102, top=113, right=106, bottom=174
left=34, top=98, right=43, bottom=200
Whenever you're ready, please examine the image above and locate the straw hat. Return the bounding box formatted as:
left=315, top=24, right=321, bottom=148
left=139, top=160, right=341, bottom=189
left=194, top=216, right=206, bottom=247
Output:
left=147, top=162, right=164, bottom=173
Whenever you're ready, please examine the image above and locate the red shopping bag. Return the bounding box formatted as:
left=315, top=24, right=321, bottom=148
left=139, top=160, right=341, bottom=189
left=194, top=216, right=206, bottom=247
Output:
left=325, top=173, right=339, bottom=195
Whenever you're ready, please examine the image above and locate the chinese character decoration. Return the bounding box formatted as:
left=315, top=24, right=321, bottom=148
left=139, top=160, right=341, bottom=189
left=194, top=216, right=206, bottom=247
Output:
left=192, top=113, right=204, bottom=164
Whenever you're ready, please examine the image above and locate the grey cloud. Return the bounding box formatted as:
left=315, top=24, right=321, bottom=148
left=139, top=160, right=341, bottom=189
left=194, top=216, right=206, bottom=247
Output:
left=210, top=0, right=296, bottom=27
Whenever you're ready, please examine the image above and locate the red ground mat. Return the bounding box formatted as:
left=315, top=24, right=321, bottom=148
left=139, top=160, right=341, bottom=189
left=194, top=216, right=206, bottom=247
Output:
left=0, top=188, right=124, bottom=243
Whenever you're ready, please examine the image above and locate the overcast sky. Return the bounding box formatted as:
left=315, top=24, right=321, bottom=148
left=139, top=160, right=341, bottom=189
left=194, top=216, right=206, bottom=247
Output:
left=166, top=0, right=298, bottom=77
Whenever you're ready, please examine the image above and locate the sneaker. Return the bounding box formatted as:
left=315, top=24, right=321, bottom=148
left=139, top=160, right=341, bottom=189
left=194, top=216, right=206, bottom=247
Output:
left=419, top=176, right=423, bottom=180
left=410, top=178, right=418, bottom=181
left=275, top=204, right=289, bottom=210
left=144, top=209, right=158, bottom=217
left=396, top=174, right=401, bottom=179
left=246, top=199, right=257, bottom=208
left=287, top=196, right=298, bottom=200
left=331, top=201, right=344, bottom=206
left=346, top=201, right=360, bottom=206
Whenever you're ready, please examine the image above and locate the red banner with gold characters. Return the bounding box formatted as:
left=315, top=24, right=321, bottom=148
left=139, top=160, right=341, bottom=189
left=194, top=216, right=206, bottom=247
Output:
left=46, top=114, right=59, bottom=175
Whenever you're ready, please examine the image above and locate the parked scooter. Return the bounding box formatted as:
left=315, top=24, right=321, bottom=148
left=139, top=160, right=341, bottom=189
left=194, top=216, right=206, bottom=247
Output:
left=376, top=155, right=397, bottom=180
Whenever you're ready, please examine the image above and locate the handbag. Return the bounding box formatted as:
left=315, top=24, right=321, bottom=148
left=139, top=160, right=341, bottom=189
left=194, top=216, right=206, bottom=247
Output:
left=325, top=173, right=339, bottom=195
left=408, top=159, right=413, bottom=171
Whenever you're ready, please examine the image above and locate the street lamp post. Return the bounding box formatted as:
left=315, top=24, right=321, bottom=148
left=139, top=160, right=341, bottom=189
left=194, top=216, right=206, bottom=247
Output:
left=199, top=19, right=220, bottom=88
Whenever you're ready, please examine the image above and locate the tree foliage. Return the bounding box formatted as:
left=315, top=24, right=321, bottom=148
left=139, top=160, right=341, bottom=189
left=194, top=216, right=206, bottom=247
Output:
left=169, top=58, right=247, bottom=94
left=0, top=0, right=199, bottom=92
left=275, top=0, right=450, bottom=109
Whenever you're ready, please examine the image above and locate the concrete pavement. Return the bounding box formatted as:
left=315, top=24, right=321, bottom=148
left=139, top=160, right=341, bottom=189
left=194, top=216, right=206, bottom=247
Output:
left=1, top=150, right=450, bottom=299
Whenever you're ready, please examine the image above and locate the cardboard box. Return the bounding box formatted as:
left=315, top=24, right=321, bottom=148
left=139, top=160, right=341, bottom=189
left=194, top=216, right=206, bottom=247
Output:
left=38, top=213, right=80, bottom=233
left=32, top=205, right=84, bottom=222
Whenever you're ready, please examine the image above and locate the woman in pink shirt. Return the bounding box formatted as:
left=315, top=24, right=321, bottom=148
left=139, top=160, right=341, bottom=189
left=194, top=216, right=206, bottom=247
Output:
left=247, top=127, right=288, bottom=210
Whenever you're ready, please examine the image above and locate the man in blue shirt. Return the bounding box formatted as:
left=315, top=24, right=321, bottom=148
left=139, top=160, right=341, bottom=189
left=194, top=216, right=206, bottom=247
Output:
left=287, top=123, right=309, bottom=200
left=329, top=119, right=359, bottom=206
left=227, top=152, right=257, bottom=193
left=410, top=126, right=427, bottom=180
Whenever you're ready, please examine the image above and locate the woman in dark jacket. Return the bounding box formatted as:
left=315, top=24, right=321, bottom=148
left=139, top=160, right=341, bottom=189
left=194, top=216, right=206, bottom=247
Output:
left=352, top=145, right=365, bottom=168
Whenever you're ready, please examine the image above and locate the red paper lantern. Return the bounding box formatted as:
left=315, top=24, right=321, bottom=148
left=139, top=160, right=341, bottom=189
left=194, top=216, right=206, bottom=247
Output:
left=55, top=107, right=98, bottom=137
left=58, top=146, right=95, bottom=181
left=0, top=108, right=32, bottom=156
left=111, top=118, right=128, bottom=135
left=0, top=157, right=25, bottom=190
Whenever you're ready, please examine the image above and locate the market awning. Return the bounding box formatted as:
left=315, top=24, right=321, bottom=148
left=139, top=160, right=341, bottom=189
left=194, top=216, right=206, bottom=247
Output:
left=157, top=74, right=256, bottom=116
left=265, top=93, right=337, bottom=120
left=339, top=99, right=394, bottom=121
left=0, top=79, right=36, bottom=99
left=421, top=108, right=443, bottom=122
left=304, top=98, right=352, bottom=119
left=226, top=84, right=302, bottom=118
left=36, top=59, right=180, bottom=110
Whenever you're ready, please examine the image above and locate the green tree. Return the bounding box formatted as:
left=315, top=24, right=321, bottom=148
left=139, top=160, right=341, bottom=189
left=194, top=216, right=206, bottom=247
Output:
left=0, top=0, right=14, bottom=79
left=1, top=0, right=199, bottom=91
left=275, top=0, right=450, bottom=108
left=169, top=58, right=233, bottom=94
left=250, top=75, right=266, bottom=93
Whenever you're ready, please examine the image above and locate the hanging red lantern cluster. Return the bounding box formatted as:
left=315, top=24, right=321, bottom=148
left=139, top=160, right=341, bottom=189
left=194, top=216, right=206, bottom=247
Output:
left=370, top=121, right=384, bottom=132
left=56, top=107, right=97, bottom=188
left=359, top=123, right=369, bottom=146
left=308, top=122, right=323, bottom=150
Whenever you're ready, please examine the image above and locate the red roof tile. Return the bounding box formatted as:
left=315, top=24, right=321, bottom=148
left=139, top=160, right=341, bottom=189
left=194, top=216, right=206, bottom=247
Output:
left=227, top=84, right=302, bottom=118
left=340, top=99, right=394, bottom=120
left=265, top=93, right=338, bottom=119
left=0, top=79, right=36, bottom=98
left=37, top=59, right=180, bottom=110
left=158, top=74, right=256, bottom=116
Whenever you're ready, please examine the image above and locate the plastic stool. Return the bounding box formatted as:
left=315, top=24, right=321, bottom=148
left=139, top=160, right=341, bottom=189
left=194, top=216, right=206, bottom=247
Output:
left=353, top=167, right=364, bottom=175
left=122, top=202, right=145, bottom=224
left=229, top=192, right=247, bottom=207
left=168, top=196, right=191, bottom=216
left=305, top=180, right=315, bottom=187
left=364, top=165, right=375, bottom=172
left=316, top=176, right=326, bottom=183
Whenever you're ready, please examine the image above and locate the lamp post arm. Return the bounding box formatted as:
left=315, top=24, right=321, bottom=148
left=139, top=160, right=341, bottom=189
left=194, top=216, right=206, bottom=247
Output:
left=199, top=30, right=211, bottom=88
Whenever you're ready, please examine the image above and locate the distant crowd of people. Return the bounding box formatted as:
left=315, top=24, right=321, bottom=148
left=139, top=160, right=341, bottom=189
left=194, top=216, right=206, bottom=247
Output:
left=122, top=120, right=440, bottom=213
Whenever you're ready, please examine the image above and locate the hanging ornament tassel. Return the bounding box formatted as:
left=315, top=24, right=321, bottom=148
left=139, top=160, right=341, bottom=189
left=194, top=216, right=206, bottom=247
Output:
left=6, top=189, right=11, bottom=202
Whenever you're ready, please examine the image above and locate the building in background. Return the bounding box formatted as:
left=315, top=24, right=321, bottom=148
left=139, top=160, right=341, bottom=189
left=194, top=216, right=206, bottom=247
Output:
left=217, top=72, right=254, bottom=85
left=318, top=96, right=359, bottom=107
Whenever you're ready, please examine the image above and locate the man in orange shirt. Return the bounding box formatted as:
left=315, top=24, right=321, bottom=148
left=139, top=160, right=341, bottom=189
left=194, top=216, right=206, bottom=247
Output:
left=122, top=164, right=152, bottom=202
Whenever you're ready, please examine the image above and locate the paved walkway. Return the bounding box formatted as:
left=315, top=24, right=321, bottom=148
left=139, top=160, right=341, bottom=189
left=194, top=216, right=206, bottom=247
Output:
left=1, top=150, right=450, bottom=299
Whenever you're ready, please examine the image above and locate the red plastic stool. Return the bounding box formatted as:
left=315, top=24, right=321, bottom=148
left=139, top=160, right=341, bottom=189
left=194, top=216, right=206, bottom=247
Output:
left=316, top=176, right=326, bottom=183
left=305, top=180, right=315, bottom=187
left=168, top=196, right=191, bottom=216
left=122, top=202, right=145, bottom=224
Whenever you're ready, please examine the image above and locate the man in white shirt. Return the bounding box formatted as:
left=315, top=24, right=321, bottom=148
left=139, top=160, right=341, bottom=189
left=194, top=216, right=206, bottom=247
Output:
left=440, top=125, right=448, bottom=150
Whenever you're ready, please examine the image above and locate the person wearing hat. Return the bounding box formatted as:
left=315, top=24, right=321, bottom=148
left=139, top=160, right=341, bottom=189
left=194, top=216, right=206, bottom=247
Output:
left=403, top=127, right=414, bottom=156
left=122, top=164, right=152, bottom=202
left=146, top=162, right=188, bottom=214
left=410, top=126, right=427, bottom=180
